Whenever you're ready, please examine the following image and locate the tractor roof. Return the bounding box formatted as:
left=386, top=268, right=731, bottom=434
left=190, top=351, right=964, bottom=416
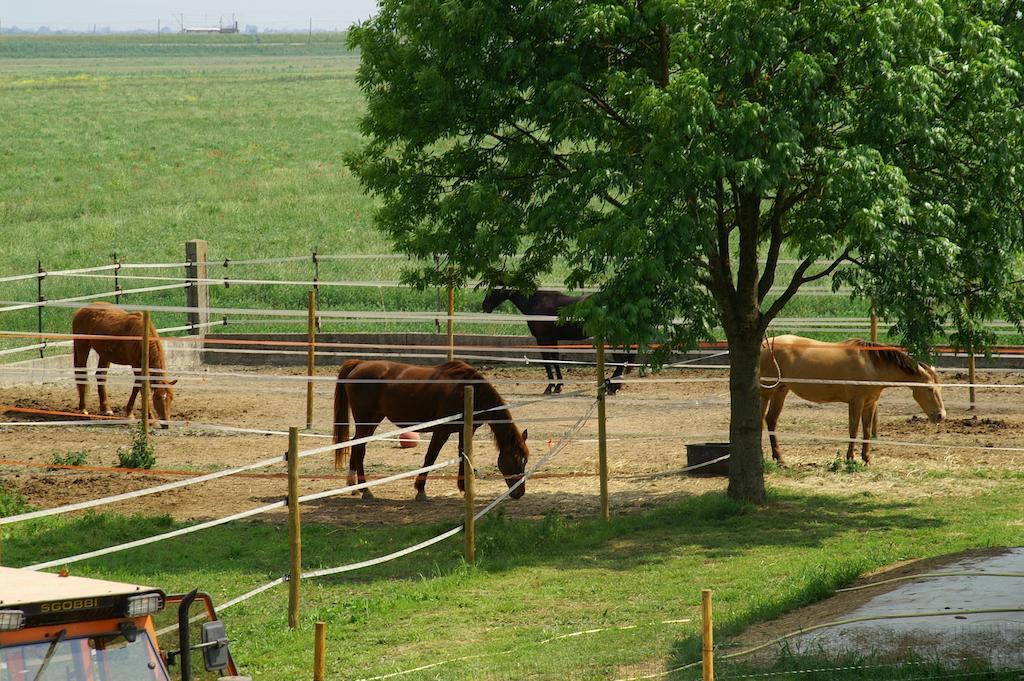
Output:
left=0, top=567, right=161, bottom=608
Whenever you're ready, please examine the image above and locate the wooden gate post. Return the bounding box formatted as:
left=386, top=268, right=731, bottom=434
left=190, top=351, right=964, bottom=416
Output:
left=313, top=621, right=327, bottom=681
left=702, top=589, right=714, bottom=681
left=306, top=290, right=317, bottom=429
left=463, top=385, right=475, bottom=565
left=596, top=339, right=609, bottom=521
left=185, top=240, right=209, bottom=335
left=288, top=427, right=302, bottom=630
left=140, top=310, right=152, bottom=439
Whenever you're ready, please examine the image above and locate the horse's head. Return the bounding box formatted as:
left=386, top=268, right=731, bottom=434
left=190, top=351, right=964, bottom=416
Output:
left=911, top=363, right=945, bottom=423
left=481, top=287, right=510, bottom=313
left=497, top=427, right=529, bottom=499
left=152, top=378, right=177, bottom=428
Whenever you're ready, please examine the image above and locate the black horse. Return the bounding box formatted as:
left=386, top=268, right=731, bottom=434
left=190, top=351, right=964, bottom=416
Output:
left=481, top=288, right=634, bottom=394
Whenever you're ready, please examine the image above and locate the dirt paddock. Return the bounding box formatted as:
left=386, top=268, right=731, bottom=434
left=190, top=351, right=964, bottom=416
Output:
left=1, top=365, right=1022, bottom=527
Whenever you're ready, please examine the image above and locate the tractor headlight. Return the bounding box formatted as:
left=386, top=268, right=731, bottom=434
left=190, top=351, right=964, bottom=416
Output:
left=125, top=593, right=164, bottom=617
left=0, top=610, right=25, bottom=631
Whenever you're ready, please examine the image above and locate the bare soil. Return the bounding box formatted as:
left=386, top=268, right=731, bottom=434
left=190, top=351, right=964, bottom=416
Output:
left=2, top=365, right=1023, bottom=526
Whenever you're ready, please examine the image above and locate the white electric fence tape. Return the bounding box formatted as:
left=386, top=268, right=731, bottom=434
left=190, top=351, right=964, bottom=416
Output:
left=23, top=458, right=459, bottom=571
left=0, top=390, right=578, bottom=526
left=175, top=398, right=596, bottom=617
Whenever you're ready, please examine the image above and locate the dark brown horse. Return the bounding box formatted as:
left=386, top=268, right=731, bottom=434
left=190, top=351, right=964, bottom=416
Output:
left=72, top=302, right=176, bottom=427
left=333, top=359, right=529, bottom=501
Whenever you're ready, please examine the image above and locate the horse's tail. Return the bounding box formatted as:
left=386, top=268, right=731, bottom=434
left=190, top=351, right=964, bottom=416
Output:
left=333, top=359, right=360, bottom=470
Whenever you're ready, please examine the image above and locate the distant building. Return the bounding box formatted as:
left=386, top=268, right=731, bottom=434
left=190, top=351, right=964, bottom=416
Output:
left=244, top=24, right=258, bottom=34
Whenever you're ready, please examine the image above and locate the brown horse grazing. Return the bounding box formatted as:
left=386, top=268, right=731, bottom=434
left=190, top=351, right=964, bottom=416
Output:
left=72, top=303, right=176, bottom=428
left=760, top=335, right=945, bottom=464
left=333, top=359, right=529, bottom=501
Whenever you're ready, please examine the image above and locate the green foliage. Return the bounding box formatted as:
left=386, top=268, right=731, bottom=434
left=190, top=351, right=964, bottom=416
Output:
left=0, top=482, right=32, bottom=518
left=50, top=449, right=89, bottom=467
left=826, top=454, right=869, bottom=474
left=118, top=421, right=156, bottom=469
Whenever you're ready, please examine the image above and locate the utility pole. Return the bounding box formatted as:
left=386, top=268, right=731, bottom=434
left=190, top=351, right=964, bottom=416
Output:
left=308, top=17, right=312, bottom=44
left=156, top=18, right=160, bottom=38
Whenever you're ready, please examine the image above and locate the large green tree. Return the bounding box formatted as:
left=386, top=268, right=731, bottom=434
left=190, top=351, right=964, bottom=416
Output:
left=348, top=0, right=1024, bottom=503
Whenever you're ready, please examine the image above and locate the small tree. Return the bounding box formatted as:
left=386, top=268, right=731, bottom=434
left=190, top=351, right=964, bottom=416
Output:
left=348, top=0, right=1024, bottom=503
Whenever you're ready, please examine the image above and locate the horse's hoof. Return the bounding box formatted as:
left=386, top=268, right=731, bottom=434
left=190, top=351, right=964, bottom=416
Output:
left=415, top=491, right=428, bottom=502
left=361, top=489, right=375, bottom=500
left=543, top=387, right=554, bottom=395
left=554, top=385, right=563, bottom=394
left=101, top=410, right=114, bottom=417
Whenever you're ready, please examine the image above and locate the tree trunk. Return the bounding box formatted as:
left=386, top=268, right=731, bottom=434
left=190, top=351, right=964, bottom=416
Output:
left=724, top=327, right=767, bottom=504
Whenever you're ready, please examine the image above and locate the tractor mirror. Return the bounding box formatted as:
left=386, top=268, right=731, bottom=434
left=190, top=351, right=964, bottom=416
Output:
left=201, top=621, right=231, bottom=671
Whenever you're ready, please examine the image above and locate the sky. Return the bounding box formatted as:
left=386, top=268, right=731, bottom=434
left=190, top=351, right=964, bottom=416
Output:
left=0, top=0, right=378, bottom=31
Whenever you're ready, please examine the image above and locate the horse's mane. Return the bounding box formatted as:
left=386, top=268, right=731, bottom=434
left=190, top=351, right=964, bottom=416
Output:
left=844, top=339, right=918, bottom=375
left=436, top=361, right=524, bottom=451
left=435, top=361, right=505, bottom=411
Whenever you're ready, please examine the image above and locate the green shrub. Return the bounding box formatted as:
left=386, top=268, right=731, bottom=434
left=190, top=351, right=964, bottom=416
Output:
left=118, top=422, right=156, bottom=469
left=827, top=453, right=868, bottom=474
left=0, top=483, right=32, bottom=518
left=50, top=450, right=89, bottom=467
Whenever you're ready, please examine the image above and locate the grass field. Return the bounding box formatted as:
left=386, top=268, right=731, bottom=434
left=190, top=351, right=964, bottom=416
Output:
left=3, top=483, right=1022, bottom=679
left=0, top=33, right=917, bottom=353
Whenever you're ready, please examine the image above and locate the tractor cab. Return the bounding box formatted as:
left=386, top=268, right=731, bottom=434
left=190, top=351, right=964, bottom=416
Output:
left=0, top=567, right=250, bottom=681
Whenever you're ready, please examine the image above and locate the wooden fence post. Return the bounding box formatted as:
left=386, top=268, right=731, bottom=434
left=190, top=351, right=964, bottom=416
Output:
left=596, top=339, right=609, bottom=521
left=463, top=385, right=475, bottom=565
left=968, top=353, right=977, bottom=410
left=869, top=300, right=878, bottom=343
left=702, top=589, right=714, bottom=681
left=140, top=310, right=151, bottom=439
left=36, top=260, right=44, bottom=359
left=869, top=301, right=879, bottom=437
left=313, top=621, right=327, bottom=681
left=306, top=290, right=317, bottom=429
left=185, top=240, right=209, bottom=335
left=113, top=253, right=122, bottom=305
left=447, top=273, right=455, bottom=362
left=288, top=426, right=302, bottom=630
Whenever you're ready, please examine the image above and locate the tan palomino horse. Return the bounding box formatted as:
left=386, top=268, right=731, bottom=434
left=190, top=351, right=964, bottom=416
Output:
left=760, top=335, right=945, bottom=464
left=72, top=302, right=176, bottom=427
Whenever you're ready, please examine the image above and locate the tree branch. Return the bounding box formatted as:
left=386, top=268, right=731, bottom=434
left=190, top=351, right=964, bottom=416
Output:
left=763, top=247, right=853, bottom=323
left=757, top=186, right=787, bottom=302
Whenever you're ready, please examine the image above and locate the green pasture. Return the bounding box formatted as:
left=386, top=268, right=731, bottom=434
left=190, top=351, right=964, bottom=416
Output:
left=0, top=33, right=970, bottom=357
left=2, top=480, right=1022, bottom=680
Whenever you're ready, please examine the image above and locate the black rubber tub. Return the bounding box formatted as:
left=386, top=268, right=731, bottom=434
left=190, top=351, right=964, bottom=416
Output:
left=685, top=442, right=730, bottom=476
